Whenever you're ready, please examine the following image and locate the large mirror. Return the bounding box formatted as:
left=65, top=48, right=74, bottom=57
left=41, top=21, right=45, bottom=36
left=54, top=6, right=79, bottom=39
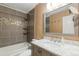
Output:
left=44, top=3, right=78, bottom=35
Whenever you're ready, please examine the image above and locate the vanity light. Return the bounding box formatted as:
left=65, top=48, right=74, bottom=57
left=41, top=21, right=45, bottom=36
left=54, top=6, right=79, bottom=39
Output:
left=47, top=3, right=53, bottom=11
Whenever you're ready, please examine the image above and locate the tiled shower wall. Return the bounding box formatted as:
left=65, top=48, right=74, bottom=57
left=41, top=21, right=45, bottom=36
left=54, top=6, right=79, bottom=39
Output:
left=27, top=9, right=34, bottom=42
left=0, top=6, right=27, bottom=47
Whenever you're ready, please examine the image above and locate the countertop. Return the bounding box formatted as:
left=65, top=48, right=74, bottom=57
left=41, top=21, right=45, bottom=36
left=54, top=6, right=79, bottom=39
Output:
left=31, top=39, right=79, bottom=56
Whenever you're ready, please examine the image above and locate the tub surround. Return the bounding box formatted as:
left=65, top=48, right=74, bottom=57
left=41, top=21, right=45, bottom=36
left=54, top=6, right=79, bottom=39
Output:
left=31, top=38, right=79, bottom=56
left=0, top=5, right=27, bottom=47
left=0, top=5, right=27, bottom=18
left=27, top=9, right=34, bottom=42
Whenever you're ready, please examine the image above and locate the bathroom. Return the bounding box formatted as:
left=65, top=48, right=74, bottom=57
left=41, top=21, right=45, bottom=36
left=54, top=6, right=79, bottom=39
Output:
left=0, top=3, right=79, bottom=56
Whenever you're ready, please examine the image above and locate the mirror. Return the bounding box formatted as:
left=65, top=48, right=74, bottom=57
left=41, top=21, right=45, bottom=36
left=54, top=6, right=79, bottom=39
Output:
left=44, top=3, right=78, bottom=35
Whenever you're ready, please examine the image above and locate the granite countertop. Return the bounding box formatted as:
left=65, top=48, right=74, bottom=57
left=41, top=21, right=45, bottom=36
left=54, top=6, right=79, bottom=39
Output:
left=31, top=39, right=79, bottom=56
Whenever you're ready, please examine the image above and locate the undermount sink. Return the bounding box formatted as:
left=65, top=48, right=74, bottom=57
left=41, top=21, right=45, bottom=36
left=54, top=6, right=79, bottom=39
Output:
left=39, top=39, right=64, bottom=47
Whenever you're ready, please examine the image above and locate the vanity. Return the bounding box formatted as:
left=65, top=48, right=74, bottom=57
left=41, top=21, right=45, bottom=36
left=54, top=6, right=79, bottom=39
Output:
left=31, top=3, right=79, bottom=56
left=31, top=37, right=79, bottom=56
left=31, top=39, right=59, bottom=56
left=32, top=43, right=55, bottom=56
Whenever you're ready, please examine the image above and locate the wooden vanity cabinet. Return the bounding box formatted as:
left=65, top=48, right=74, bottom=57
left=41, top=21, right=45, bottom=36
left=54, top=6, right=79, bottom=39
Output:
left=32, top=44, right=42, bottom=56
left=32, top=44, right=58, bottom=56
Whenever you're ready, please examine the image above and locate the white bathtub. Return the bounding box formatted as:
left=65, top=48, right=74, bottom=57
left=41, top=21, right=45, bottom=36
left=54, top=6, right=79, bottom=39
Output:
left=17, top=49, right=31, bottom=56
left=0, top=42, right=31, bottom=56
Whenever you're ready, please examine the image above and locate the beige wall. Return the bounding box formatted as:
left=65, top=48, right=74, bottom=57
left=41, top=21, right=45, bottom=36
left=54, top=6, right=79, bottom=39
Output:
left=34, top=3, right=46, bottom=39
left=72, top=3, right=79, bottom=36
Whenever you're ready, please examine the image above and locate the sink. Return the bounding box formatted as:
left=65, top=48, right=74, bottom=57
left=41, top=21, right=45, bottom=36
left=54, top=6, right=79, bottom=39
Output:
left=39, top=39, right=63, bottom=47
left=32, top=39, right=79, bottom=56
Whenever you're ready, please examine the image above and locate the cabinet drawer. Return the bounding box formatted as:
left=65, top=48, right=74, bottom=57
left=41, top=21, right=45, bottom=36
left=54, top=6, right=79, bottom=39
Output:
left=32, top=44, right=42, bottom=56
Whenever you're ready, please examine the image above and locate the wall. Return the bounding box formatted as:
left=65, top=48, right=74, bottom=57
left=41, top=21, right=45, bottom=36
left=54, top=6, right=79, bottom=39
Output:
left=0, top=5, right=27, bottom=47
left=72, top=3, right=79, bottom=36
left=74, top=14, right=79, bottom=36
left=34, top=3, right=46, bottom=39
left=27, top=9, right=34, bottom=42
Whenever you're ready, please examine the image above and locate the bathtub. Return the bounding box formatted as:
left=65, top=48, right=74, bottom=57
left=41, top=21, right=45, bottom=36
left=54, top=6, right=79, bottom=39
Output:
left=0, top=42, right=31, bottom=56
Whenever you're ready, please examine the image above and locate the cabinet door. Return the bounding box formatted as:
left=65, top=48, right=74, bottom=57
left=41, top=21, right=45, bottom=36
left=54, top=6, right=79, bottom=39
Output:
left=42, top=49, right=51, bottom=56
left=32, top=44, right=58, bottom=56
left=32, top=45, right=42, bottom=56
left=37, top=47, right=43, bottom=56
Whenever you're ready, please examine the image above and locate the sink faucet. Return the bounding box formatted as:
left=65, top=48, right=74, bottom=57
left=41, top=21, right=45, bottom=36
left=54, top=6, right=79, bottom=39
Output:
left=53, top=38, right=61, bottom=43
left=61, top=36, right=64, bottom=45
left=54, top=37, right=64, bottom=43
left=61, top=36, right=64, bottom=42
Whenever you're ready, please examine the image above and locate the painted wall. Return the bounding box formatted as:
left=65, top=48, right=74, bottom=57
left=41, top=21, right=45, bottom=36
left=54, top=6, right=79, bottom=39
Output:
left=34, top=3, right=46, bottom=39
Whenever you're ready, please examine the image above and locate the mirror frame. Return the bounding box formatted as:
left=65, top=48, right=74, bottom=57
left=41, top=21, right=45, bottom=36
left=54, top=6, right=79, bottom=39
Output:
left=44, top=3, right=76, bottom=35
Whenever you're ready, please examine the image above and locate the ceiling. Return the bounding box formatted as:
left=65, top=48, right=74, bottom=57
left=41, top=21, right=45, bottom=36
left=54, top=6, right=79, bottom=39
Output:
left=0, top=3, right=38, bottom=14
